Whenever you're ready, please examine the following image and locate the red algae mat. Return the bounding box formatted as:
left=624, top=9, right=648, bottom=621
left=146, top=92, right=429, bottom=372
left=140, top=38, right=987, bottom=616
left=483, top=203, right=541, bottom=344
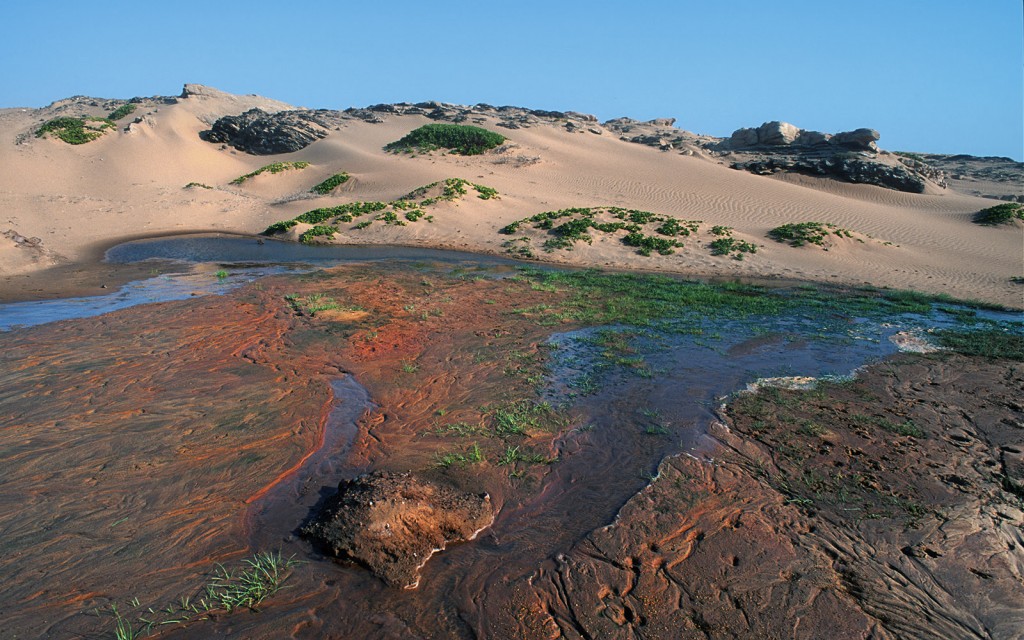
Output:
left=1, top=263, right=1021, bottom=639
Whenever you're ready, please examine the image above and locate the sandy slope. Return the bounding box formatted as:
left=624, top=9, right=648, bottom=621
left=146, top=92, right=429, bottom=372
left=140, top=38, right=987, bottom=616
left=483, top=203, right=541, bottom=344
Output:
left=0, top=86, right=1020, bottom=307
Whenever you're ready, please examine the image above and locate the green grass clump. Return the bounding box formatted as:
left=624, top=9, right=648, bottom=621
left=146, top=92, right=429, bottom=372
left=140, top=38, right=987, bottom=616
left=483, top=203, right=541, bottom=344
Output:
left=385, top=123, right=506, bottom=155
left=768, top=222, right=853, bottom=247
left=299, top=225, right=337, bottom=244
left=973, top=203, right=1024, bottom=226
left=231, top=161, right=310, bottom=185
left=205, top=552, right=299, bottom=612
left=310, top=172, right=350, bottom=194
left=108, top=103, right=137, bottom=121
left=35, top=116, right=114, bottom=144
left=935, top=328, right=1024, bottom=360
left=104, top=551, right=298, bottom=637
left=184, top=182, right=213, bottom=189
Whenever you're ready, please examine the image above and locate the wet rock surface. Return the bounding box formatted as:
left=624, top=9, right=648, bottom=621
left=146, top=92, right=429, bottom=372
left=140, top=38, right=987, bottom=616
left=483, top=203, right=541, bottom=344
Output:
left=512, top=353, right=1024, bottom=639
left=301, top=471, right=493, bottom=588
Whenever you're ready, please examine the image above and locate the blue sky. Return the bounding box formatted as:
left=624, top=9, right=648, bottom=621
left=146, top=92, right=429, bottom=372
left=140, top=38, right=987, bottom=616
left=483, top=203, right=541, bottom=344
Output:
left=2, top=1, right=1021, bottom=158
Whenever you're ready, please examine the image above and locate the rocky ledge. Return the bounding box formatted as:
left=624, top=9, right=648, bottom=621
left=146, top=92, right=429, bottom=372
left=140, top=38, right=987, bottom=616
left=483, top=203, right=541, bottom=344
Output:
left=301, top=471, right=493, bottom=588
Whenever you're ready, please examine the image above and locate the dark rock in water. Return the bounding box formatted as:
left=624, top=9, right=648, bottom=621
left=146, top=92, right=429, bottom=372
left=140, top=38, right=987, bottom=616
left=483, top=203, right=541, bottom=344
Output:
left=301, top=471, right=492, bottom=588
left=200, top=108, right=337, bottom=154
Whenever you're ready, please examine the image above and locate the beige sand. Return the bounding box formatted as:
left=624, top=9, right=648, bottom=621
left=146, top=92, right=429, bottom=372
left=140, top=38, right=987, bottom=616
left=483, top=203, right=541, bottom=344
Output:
left=1, top=87, right=1020, bottom=307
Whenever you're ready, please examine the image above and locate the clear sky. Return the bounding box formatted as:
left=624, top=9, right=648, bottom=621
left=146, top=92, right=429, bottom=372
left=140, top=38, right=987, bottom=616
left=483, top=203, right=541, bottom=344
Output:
left=2, top=0, right=1021, bottom=159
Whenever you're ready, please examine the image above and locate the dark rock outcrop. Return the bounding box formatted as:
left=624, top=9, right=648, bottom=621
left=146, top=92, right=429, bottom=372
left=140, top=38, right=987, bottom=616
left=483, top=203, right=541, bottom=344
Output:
left=200, top=107, right=339, bottom=154
left=732, top=154, right=935, bottom=193
left=301, top=471, right=493, bottom=588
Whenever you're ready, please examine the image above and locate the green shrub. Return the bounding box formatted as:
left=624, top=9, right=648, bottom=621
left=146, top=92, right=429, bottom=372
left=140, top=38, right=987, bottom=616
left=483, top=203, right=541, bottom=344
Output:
left=231, top=161, right=310, bottom=185
left=184, top=182, right=213, bottom=189
left=108, top=103, right=137, bottom=121
left=768, top=222, right=851, bottom=247
left=623, top=232, right=682, bottom=256
left=35, top=116, right=114, bottom=144
left=385, top=124, right=506, bottom=155
left=973, top=203, right=1024, bottom=226
left=299, top=225, right=337, bottom=244
left=263, top=219, right=298, bottom=235
left=310, top=172, right=350, bottom=194
left=709, top=236, right=758, bottom=258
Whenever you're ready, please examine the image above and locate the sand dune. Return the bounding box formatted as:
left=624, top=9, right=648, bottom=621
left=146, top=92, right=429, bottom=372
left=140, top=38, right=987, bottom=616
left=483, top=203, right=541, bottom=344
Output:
left=0, top=86, right=1019, bottom=306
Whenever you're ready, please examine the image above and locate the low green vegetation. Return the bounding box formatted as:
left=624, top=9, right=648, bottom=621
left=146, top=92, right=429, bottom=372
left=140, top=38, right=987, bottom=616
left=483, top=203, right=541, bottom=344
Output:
left=310, top=172, right=350, bottom=194
left=184, top=182, right=213, bottom=190
left=768, top=221, right=854, bottom=247
left=102, top=552, right=298, bottom=638
left=973, top=202, right=1024, bottom=226
left=402, top=177, right=499, bottom=202
left=500, top=207, right=711, bottom=257
left=283, top=292, right=361, bottom=317
left=108, top=103, right=137, bottom=121
left=262, top=178, right=499, bottom=239
left=299, top=225, right=337, bottom=244
left=35, top=116, right=114, bottom=144
left=230, top=161, right=310, bottom=185
left=707, top=226, right=758, bottom=259
left=385, top=123, right=506, bottom=155
left=935, top=328, right=1024, bottom=360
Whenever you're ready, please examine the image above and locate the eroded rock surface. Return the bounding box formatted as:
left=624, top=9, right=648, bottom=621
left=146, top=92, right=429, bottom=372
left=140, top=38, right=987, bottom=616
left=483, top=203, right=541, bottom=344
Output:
left=510, top=353, right=1024, bottom=639
left=199, top=107, right=341, bottom=154
left=302, top=470, right=493, bottom=588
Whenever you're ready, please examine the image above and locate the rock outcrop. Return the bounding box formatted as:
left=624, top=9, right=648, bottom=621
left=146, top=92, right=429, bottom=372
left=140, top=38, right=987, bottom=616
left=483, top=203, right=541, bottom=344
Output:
left=704, top=121, right=943, bottom=192
left=301, top=471, right=493, bottom=588
left=199, top=107, right=340, bottom=154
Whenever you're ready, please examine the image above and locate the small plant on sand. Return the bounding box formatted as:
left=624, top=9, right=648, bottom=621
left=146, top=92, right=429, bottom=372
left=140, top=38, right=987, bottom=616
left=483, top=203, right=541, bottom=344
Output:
left=231, top=161, right=310, bottom=185
left=215, top=270, right=228, bottom=280
left=310, top=172, right=350, bottom=194
left=107, top=103, right=137, bottom=121
left=708, top=227, right=758, bottom=259
left=262, top=179, right=498, bottom=235
left=768, top=222, right=853, bottom=247
left=385, top=123, right=506, bottom=155
left=973, top=202, right=1024, bottom=226
left=35, top=116, right=114, bottom=144
left=299, top=225, right=337, bottom=244
left=184, top=182, right=213, bottom=190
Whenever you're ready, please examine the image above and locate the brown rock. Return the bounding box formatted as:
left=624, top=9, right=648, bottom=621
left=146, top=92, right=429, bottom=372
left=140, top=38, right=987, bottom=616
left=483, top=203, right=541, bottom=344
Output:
left=301, top=471, right=493, bottom=588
